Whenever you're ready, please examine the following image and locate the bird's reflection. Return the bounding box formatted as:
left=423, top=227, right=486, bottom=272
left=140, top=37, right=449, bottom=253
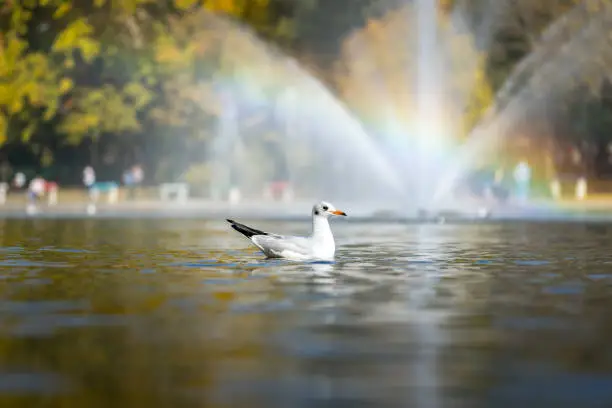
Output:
left=247, top=259, right=335, bottom=277
left=308, top=262, right=335, bottom=279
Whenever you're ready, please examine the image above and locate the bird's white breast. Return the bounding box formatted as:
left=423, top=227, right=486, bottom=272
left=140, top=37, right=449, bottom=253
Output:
left=311, top=236, right=335, bottom=261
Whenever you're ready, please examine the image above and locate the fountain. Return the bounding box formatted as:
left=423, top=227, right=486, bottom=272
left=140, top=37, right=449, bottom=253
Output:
left=200, top=0, right=611, bottom=218
left=415, top=0, right=442, bottom=210
left=197, top=2, right=496, bottom=216
left=334, top=0, right=501, bottom=216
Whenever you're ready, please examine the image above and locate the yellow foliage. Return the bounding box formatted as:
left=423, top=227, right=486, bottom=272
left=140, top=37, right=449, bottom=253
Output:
left=174, top=0, right=200, bottom=10
left=203, top=0, right=244, bottom=16
left=155, top=45, right=185, bottom=65
left=0, top=35, right=27, bottom=76
left=79, top=38, right=101, bottom=62
left=0, top=28, right=70, bottom=140
left=83, top=113, right=101, bottom=128
left=59, top=78, right=73, bottom=94
left=21, top=123, right=37, bottom=142
left=53, top=3, right=72, bottom=19
left=44, top=100, right=59, bottom=121
left=123, top=82, right=153, bottom=108
left=0, top=85, right=11, bottom=106
left=52, top=18, right=100, bottom=61
left=58, top=83, right=151, bottom=141
left=53, top=18, right=93, bottom=51
left=110, top=0, right=155, bottom=14
left=0, top=0, right=165, bottom=145
left=25, top=83, right=42, bottom=105
left=10, top=7, right=33, bottom=34
left=9, top=97, right=24, bottom=115
left=0, top=114, right=6, bottom=145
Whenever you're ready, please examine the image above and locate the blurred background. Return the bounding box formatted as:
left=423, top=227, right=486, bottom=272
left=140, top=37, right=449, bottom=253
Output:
left=1, top=0, right=612, bottom=216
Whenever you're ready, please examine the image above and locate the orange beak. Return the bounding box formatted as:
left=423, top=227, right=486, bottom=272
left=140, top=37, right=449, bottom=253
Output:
left=330, top=209, right=347, bottom=216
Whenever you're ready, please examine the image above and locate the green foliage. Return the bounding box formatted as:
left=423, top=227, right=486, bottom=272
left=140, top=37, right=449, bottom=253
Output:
left=59, top=84, right=153, bottom=143
left=0, top=114, right=7, bottom=145
left=174, top=0, right=200, bottom=10
left=52, top=18, right=100, bottom=62
left=0, top=31, right=71, bottom=142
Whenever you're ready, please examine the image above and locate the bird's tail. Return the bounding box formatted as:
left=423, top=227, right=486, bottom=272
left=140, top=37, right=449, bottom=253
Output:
left=226, top=219, right=268, bottom=238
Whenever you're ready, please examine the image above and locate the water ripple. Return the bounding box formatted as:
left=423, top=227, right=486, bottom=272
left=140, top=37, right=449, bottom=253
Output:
left=0, top=260, right=72, bottom=268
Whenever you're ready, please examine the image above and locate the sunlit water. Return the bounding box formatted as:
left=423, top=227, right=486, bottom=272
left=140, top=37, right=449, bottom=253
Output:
left=1, top=218, right=612, bottom=407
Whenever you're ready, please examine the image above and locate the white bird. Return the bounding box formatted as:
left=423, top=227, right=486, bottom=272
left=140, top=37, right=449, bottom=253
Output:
left=226, top=201, right=347, bottom=261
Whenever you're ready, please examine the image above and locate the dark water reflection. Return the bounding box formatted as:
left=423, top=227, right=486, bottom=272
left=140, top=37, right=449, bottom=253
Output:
left=1, top=219, right=612, bottom=407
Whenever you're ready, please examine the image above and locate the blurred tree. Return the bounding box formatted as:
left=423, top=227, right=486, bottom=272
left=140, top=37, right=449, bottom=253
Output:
left=59, top=84, right=152, bottom=142
left=485, top=0, right=582, bottom=91
left=0, top=23, right=74, bottom=145
left=485, top=0, right=612, bottom=136
left=0, top=0, right=307, bottom=180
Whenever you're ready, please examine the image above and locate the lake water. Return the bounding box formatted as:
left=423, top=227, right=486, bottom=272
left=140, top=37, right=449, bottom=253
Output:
left=1, top=218, right=612, bottom=408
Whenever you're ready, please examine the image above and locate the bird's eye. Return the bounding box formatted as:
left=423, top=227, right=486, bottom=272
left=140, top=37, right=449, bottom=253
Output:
left=322, top=205, right=328, bottom=211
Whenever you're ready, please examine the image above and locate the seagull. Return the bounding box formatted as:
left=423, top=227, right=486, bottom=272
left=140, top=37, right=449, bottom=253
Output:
left=226, top=201, right=347, bottom=261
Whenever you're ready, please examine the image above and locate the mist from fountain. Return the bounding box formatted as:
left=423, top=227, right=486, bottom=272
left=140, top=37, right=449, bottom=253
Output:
left=433, top=0, right=612, bottom=204
left=203, top=14, right=408, bottom=210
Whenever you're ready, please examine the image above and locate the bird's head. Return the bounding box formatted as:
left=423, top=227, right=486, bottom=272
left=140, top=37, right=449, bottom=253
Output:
left=312, top=201, right=347, bottom=218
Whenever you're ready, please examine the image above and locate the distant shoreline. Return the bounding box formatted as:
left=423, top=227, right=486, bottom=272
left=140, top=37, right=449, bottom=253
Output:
left=0, top=197, right=611, bottom=222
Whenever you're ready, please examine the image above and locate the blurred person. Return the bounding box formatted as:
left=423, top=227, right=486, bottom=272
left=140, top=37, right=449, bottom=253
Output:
left=132, top=164, right=144, bottom=200
left=83, top=166, right=95, bottom=189
left=13, top=172, right=26, bottom=189
left=27, top=175, right=46, bottom=213
left=490, top=168, right=509, bottom=203
left=0, top=182, right=7, bottom=205
left=46, top=180, right=59, bottom=206
left=132, top=164, right=144, bottom=185
left=83, top=166, right=97, bottom=204
left=513, top=160, right=532, bottom=204
left=123, top=167, right=135, bottom=200
left=0, top=162, right=11, bottom=205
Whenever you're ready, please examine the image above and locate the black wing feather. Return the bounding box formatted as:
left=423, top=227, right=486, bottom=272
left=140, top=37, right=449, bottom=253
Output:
left=226, top=219, right=269, bottom=239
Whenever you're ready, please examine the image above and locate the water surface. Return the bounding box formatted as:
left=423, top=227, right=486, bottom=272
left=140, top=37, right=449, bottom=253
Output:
left=0, top=218, right=612, bottom=408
